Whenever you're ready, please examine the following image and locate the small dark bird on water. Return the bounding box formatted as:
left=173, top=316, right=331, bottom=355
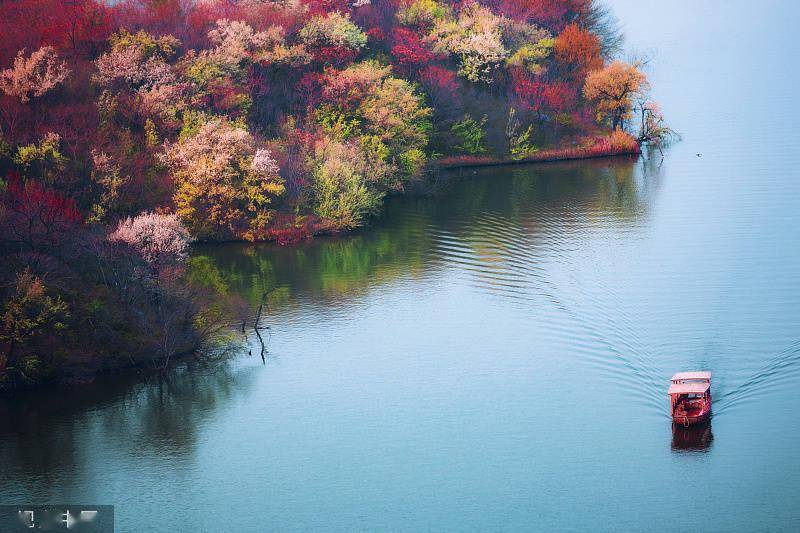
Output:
left=696, top=153, right=702, bottom=157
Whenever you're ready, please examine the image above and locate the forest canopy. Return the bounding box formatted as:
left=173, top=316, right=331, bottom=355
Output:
left=0, top=0, right=665, bottom=242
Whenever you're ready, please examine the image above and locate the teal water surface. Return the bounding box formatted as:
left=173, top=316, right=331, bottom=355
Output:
left=2, top=1, right=800, bottom=530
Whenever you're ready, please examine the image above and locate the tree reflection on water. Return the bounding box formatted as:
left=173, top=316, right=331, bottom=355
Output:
left=0, top=361, right=259, bottom=497
left=189, top=155, right=660, bottom=313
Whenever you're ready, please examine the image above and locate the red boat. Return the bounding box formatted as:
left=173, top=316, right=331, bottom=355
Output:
left=668, top=371, right=711, bottom=426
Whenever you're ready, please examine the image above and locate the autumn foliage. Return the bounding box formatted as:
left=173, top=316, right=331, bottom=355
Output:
left=0, top=0, right=666, bottom=387
left=0, top=0, right=651, bottom=242
left=554, top=23, right=602, bottom=77
left=0, top=0, right=658, bottom=252
left=1, top=175, right=82, bottom=252
left=584, top=60, right=650, bottom=129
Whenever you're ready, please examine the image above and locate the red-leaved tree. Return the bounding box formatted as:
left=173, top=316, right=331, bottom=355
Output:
left=391, top=28, right=435, bottom=68
left=554, top=23, right=603, bottom=79
left=511, top=68, right=576, bottom=117
left=1, top=174, right=83, bottom=253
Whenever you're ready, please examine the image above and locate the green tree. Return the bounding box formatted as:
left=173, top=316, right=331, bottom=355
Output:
left=451, top=114, right=488, bottom=154
left=0, top=269, right=68, bottom=385
left=506, top=107, right=537, bottom=160
left=310, top=139, right=385, bottom=228
left=14, top=132, right=66, bottom=184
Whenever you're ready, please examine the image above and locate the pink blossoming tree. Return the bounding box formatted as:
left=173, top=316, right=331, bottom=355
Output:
left=109, top=211, right=191, bottom=267
left=0, top=46, right=69, bottom=103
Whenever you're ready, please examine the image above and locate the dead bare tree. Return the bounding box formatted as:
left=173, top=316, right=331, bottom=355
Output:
left=251, top=290, right=274, bottom=364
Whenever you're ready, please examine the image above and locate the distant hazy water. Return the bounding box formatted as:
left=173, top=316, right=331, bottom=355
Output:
left=2, top=0, right=800, bottom=530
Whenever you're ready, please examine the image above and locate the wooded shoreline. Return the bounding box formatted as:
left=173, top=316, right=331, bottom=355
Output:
left=0, top=0, right=669, bottom=391
left=225, top=144, right=643, bottom=245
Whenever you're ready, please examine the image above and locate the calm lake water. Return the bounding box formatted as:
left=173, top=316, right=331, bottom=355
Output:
left=3, top=1, right=800, bottom=531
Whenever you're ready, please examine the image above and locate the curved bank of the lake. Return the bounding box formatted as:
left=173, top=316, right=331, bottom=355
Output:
left=2, top=1, right=800, bottom=531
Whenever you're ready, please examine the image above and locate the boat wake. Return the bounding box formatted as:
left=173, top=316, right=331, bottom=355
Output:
left=714, top=340, right=800, bottom=414
left=428, top=207, right=665, bottom=414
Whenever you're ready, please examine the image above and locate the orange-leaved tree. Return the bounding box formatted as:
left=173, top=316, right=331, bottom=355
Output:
left=554, top=23, right=602, bottom=78
left=583, top=60, right=649, bottom=130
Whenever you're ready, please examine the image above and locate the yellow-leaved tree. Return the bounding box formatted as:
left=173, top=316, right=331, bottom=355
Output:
left=583, top=61, right=649, bottom=130
left=162, top=118, right=285, bottom=241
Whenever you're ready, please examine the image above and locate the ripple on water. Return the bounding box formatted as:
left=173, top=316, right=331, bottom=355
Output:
left=426, top=199, right=667, bottom=414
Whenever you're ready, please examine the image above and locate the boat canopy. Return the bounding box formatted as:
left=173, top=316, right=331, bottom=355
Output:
left=668, top=382, right=710, bottom=395
left=671, top=371, right=711, bottom=382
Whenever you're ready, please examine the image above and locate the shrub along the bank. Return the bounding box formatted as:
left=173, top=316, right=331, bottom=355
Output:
left=0, top=200, right=233, bottom=390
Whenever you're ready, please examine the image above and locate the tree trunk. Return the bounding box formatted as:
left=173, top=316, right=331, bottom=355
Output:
left=3, top=338, right=16, bottom=382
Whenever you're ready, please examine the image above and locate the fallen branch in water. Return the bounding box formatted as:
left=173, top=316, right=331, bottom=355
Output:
left=253, top=302, right=266, bottom=363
